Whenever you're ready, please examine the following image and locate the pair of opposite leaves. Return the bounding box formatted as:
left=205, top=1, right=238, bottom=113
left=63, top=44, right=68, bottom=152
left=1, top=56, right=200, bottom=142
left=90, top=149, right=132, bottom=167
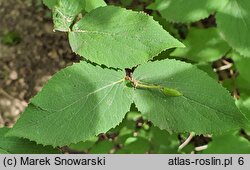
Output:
left=7, top=59, right=248, bottom=147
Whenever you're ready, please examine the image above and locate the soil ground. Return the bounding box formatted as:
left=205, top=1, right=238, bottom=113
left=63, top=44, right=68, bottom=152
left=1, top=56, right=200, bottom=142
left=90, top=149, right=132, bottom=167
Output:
left=0, top=0, right=79, bottom=127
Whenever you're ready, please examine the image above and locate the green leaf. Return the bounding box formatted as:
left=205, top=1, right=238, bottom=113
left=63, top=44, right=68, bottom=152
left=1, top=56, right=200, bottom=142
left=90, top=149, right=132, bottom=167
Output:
left=43, top=0, right=58, bottom=9
left=236, top=94, right=250, bottom=126
left=53, top=0, right=86, bottom=31
left=89, top=140, right=114, bottom=154
left=216, top=0, right=250, bottom=57
left=69, top=6, right=184, bottom=69
left=0, top=148, right=9, bottom=154
left=203, top=133, right=250, bottom=154
left=0, top=128, right=60, bottom=154
left=8, top=62, right=133, bottom=147
left=150, top=12, right=180, bottom=39
left=116, top=137, right=150, bottom=154
left=51, top=0, right=106, bottom=31
left=85, top=0, right=106, bottom=12
left=68, top=137, right=98, bottom=152
left=132, top=59, right=247, bottom=134
left=121, top=0, right=133, bottom=7
left=171, top=28, right=230, bottom=63
left=148, top=126, right=179, bottom=153
left=148, top=0, right=227, bottom=23
left=195, top=63, right=217, bottom=80
left=126, top=111, right=141, bottom=122
left=232, top=53, right=250, bottom=95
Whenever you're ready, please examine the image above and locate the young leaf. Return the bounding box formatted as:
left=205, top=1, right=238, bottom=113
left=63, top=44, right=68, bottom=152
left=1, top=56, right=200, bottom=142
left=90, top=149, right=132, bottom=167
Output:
left=171, top=28, right=230, bottom=63
left=43, top=0, right=58, bottom=9
left=148, top=0, right=227, bottom=23
left=85, top=0, right=107, bottom=12
left=161, top=87, right=183, bottom=97
left=69, top=6, right=184, bottom=69
left=216, top=0, right=250, bottom=57
left=50, top=0, right=106, bottom=31
left=53, top=0, right=86, bottom=31
left=203, top=133, right=250, bottom=154
left=133, top=59, right=248, bottom=134
left=7, top=62, right=133, bottom=147
left=0, top=128, right=60, bottom=154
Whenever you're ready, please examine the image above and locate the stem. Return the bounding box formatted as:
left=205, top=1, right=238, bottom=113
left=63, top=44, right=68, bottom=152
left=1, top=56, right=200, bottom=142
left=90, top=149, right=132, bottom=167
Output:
left=135, top=82, right=183, bottom=97
left=136, top=83, right=162, bottom=89
left=195, top=145, right=208, bottom=152
left=178, top=132, right=195, bottom=151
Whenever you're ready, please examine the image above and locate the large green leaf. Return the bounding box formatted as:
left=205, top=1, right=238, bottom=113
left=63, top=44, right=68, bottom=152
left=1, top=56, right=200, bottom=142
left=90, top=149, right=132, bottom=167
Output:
left=171, top=27, right=230, bottom=63
left=133, top=59, right=247, bottom=134
left=8, top=62, right=133, bottom=147
left=203, top=133, right=250, bottom=154
left=69, top=6, right=184, bottom=69
left=148, top=0, right=227, bottom=23
left=0, top=128, right=60, bottom=154
left=216, top=0, right=250, bottom=57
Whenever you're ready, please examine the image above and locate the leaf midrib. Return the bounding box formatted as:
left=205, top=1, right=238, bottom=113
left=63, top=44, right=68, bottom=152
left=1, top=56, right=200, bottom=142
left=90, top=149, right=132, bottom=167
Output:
left=35, top=78, right=124, bottom=112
